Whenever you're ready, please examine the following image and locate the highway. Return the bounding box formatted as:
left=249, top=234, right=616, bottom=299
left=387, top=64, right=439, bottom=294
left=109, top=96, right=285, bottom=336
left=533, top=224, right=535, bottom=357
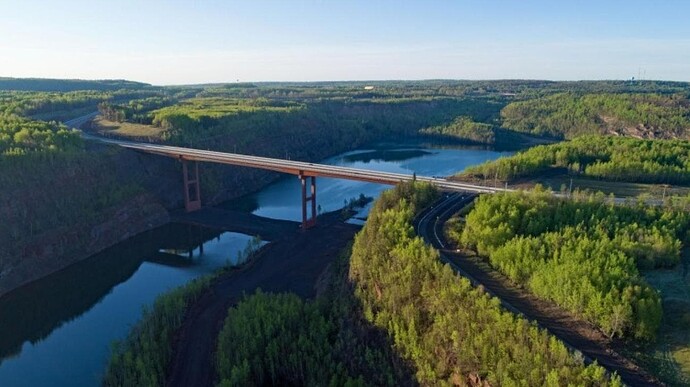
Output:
left=64, top=112, right=99, bottom=129
left=85, top=134, right=510, bottom=193
left=414, top=194, right=661, bottom=387
left=67, top=113, right=658, bottom=207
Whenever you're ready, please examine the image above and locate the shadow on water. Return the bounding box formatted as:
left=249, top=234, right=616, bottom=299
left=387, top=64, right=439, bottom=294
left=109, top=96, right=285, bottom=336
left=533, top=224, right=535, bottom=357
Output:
left=0, top=223, right=223, bottom=363
left=217, top=193, right=260, bottom=212
left=343, top=149, right=433, bottom=163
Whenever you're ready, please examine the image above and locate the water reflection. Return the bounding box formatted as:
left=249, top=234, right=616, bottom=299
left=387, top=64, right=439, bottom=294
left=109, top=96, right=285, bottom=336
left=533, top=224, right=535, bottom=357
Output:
left=0, top=224, right=257, bottom=387
left=247, top=142, right=511, bottom=222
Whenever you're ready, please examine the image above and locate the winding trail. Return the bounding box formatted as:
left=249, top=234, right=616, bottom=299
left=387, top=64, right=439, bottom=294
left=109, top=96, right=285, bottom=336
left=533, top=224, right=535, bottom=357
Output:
left=414, top=194, right=661, bottom=387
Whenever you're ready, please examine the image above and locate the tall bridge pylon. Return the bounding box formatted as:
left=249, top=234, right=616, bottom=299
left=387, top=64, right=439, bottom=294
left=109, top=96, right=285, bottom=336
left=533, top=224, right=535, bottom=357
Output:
left=299, top=172, right=317, bottom=229
left=182, top=160, right=201, bottom=212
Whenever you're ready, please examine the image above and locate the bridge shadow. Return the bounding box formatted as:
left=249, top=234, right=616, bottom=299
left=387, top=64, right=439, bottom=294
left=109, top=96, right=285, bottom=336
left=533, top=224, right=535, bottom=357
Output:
left=170, top=207, right=300, bottom=241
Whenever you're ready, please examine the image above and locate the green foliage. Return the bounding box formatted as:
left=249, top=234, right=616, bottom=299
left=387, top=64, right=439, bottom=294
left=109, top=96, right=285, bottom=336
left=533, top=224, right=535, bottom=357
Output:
left=147, top=97, right=500, bottom=148
left=420, top=115, right=496, bottom=144
left=501, top=93, right=690, bottom=139
left=103, top=277, right=211, bottom=387
left=459, top=190, right=690, bottom=339
left=216, top=245, right=413, bottom=386
left=216, top=291, right=365, bottom=386
left=463, top=135, right=690, bottom=186
left=98, top=97, right=175, bottom=124
left=349, top=182, right=618, bottom=385
left=150, top=97, right=303, bottom=131
left=0, top=114, right=82, bottom=155
left=0, top=77, right=149, bottom=92
left=0, top=89, right=164, bottom=119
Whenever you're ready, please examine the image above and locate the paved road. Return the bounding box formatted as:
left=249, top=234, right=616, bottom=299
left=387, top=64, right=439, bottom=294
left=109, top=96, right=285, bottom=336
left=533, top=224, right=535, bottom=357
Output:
left=414, top=194, right=661, bottom=387
left=62, top=110, right=507, bottom=194
left=63, top=111, right=99, bottom=129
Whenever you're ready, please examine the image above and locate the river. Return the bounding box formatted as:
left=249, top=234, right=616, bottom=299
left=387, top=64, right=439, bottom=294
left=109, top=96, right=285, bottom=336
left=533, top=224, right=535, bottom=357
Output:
left=0, top=140, right=510, bottom=386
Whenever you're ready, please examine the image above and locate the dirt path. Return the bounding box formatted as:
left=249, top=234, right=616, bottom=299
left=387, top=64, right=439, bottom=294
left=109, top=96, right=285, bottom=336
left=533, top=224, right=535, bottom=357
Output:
left=165, top=211, right=359, bottom=387
left=416, top=194, right=661, bottom=386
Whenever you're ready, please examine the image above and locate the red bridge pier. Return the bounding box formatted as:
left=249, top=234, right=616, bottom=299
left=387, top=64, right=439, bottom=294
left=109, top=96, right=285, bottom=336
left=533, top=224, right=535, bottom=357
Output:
left=299, top=172, right=317, bottom=229
left=182, top=160, right=201, bottom=212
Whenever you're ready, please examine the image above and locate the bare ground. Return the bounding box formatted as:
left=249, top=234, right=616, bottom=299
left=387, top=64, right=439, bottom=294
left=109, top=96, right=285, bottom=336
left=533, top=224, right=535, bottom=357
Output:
left=165, top=210, right=360, bottom=387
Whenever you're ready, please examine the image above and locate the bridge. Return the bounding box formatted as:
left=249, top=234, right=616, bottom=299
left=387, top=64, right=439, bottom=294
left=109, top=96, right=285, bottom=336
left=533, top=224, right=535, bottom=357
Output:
left=80, top=132, right=511, bottom=228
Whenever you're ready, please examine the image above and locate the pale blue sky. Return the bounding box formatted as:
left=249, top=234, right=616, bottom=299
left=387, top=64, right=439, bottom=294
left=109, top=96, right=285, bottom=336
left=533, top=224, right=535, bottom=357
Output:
left=1, top=0, right=689, bottom=84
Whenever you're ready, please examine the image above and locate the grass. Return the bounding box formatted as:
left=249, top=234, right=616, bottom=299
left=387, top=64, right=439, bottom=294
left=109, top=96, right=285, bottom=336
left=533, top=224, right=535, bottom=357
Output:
left=91, top=116, right=166, bottom=139
left=627, top=251, right=690, bottom=386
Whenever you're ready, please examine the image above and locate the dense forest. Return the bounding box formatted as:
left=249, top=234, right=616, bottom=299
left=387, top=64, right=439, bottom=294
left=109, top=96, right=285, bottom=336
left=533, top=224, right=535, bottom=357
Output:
left=349, top=182, right=618, bottom=385
left=141, top=97, right=503, bottom=157
left=419, top=115, right=495, bottom=144
left=501, top=93, right=690, bottom=139
left=217, top=292, right=364, bottom=385
left=461, top=135, right=690, bottom=186
left=0, top=115, right=82, bottom=155
left=182, top=79, right=690, bottom=102
left=456, top=189, right=690, bottom=340
left=0, top=77, right=150, bottom=92
left=215, top=286, right=407, bottom=386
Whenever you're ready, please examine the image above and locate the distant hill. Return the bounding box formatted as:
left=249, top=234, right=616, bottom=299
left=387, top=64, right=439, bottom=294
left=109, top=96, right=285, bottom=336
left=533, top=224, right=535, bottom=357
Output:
left=501, top=92, right=690, bottom=139
left=0, top=77, right=150, bottom=92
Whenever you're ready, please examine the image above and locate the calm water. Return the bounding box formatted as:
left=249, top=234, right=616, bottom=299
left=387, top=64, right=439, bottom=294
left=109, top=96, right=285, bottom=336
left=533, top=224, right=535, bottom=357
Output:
left=248, top=142, right=510, bottom=221
left=0, top=226, right=259, bottom=387
left=0, top=141, right=509, bottom=386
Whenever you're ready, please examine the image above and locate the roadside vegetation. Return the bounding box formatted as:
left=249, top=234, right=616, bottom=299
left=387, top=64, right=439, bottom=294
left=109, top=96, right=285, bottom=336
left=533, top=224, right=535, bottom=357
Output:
left=455, top=189, right=690, bottom=340
left=349, top=182, right=618, bottom=385
left=0, top=114, right=82, bottom=155
left=461, top=135, right=690, bottom=187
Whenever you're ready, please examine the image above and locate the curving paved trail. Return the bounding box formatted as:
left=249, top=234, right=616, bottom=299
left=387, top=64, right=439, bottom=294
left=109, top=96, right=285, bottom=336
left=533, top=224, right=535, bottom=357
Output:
left=414, top=194, right=661, bottom=387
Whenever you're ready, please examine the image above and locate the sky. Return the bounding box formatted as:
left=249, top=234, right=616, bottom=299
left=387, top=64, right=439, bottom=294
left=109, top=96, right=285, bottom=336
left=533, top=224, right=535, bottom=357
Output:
left=1, top=0, right=689, bottom=85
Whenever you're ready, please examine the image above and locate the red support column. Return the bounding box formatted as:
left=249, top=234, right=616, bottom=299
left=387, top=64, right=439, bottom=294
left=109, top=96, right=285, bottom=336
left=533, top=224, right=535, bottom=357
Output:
left=300, top=173, right=307, bottom=229
left=310, top=176, right=316, bottom=227
left=299, top=173, right=317, bottom=229
left=182, top=159, right=201, bottom=212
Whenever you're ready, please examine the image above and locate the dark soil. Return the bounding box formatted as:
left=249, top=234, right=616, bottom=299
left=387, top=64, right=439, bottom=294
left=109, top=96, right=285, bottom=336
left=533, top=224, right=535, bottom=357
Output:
left=165, top=210, right=359, bottom=387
